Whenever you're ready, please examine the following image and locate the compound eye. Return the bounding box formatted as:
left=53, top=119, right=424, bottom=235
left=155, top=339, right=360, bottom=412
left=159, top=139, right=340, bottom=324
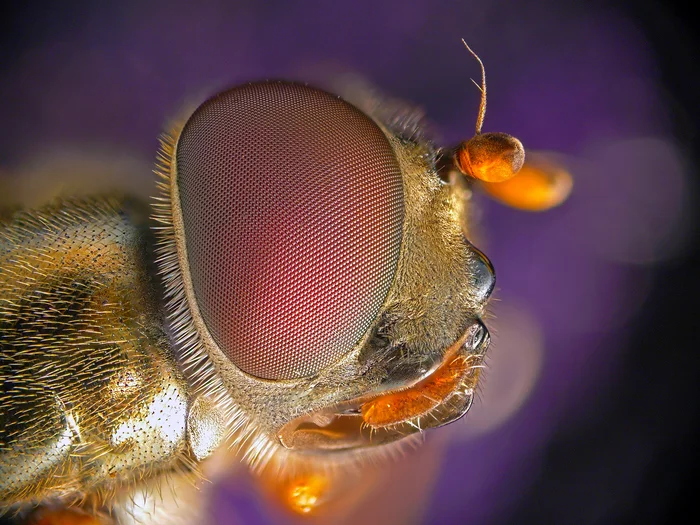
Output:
left=175, top=82, right=405, bottom=380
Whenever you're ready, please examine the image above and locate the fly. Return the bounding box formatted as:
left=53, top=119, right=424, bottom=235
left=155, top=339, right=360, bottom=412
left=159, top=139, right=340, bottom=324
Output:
left=0, top=42, right=571, bottom=524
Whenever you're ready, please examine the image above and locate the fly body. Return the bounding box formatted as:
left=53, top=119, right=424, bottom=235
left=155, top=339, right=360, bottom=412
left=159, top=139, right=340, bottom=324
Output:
left=0, top=46, right=570, bottom=524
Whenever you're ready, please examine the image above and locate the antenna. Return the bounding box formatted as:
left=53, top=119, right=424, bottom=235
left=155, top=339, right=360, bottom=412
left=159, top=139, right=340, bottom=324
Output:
left=461, top=39, right=486, bottom=136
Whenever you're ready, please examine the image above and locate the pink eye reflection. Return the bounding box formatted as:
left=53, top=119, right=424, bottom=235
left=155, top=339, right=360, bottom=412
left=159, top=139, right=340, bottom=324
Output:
left=175, top=82, right=404, bottom=381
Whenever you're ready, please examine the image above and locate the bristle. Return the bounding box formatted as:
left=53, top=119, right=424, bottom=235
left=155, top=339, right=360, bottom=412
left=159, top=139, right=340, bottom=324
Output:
left=150, top=114, right=274, bottom=476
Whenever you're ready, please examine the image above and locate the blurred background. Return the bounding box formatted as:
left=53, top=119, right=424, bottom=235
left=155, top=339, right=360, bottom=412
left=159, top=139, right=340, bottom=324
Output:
left=1, top=1, right=698, bottom=524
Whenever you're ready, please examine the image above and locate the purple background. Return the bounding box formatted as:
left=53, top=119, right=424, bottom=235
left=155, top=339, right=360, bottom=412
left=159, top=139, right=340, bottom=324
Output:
left=1, top=1, right=698, bottom=524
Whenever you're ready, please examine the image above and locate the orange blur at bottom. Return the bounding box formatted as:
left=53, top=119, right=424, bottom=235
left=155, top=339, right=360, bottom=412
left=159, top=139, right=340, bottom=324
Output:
left=479, top=152, right=573, bottom=212
left=281, top=474, right=329, bottom=514
left=31, top=509, right=105, bottom=525
left=258, top=466, right=375, bottom=519
left=361, top=352, right=480, bottom=428
left=254, top=441, right=448, bottom=523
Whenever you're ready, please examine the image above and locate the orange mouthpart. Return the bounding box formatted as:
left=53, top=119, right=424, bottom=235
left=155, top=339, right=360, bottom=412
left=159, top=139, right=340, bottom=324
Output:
left=361, top=352, right=481, bottom=428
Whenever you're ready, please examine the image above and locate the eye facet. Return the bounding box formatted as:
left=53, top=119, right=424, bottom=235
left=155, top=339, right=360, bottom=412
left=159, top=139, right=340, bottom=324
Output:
left=175, top=81, right=405, bottom=380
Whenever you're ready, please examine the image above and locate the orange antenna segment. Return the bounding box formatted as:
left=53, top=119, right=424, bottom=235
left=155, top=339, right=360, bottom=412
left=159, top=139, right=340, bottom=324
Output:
left=453, top=39, right=524, bottom=183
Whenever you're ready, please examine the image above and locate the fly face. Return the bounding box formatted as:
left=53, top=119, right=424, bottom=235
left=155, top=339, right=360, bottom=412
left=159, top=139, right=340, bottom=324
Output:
left=155, top=80, right=495, bottom=462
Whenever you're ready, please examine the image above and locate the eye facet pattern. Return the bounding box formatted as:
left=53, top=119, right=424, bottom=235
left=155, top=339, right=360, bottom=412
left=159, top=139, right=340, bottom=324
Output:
left=176, top=81, right=405, bottom=380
